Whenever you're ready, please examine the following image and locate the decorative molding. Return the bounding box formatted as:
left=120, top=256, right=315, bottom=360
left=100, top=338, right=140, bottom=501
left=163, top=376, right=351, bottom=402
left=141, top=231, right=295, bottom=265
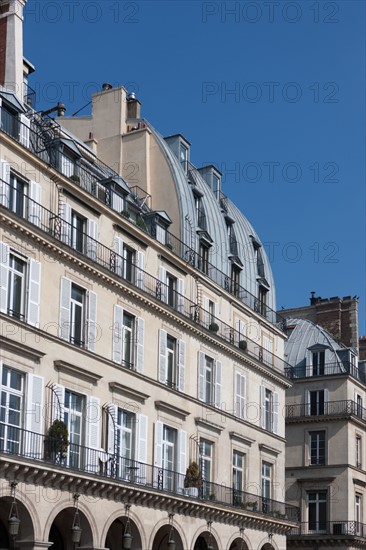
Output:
left=229, top=432, right=255, bottom=447
left=109, top=382, right=149, bottom=404
left=0, top=335, right=45, bottom=362
left=155, top=400, right=189, bottom=420
left=195, top=417, right=224, bottom=434
left=259, top=443, right=282, bottom=457
left=54, top=360, right=102, bottom=384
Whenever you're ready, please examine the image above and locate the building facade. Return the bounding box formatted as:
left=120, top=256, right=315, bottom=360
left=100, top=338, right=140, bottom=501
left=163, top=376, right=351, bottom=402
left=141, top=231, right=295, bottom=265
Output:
left=0, top=1, right=298, bottom=549
left=284, top=316, right=366, bottom=549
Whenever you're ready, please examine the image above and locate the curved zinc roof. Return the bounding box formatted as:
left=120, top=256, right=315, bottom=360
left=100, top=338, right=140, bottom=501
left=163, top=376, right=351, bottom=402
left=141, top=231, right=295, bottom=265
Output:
left=146, top=122, right=276, bottom=309
left=284, top=317, right=345, bottom=368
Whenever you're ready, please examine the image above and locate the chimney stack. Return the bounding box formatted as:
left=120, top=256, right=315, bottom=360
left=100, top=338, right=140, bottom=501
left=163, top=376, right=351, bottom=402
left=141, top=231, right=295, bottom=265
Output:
left=0, top=0, right=27, bottom=100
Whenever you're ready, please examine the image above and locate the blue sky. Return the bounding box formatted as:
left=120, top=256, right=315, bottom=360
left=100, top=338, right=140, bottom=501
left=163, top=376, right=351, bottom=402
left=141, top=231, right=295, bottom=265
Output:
left=24, top=0, right=366, bottom=334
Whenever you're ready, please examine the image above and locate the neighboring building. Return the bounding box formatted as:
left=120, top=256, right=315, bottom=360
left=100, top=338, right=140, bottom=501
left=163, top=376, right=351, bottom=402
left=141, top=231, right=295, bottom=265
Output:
left=0, top=2, right=298, bottom=550
left=284, top=317, right=366, bottom=548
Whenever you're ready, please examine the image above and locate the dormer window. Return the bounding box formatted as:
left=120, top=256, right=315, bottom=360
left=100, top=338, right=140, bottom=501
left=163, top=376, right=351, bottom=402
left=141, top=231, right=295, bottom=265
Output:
left=312, top=350, right=325, bottom=376
left=180, top=143, right=188, bottom=171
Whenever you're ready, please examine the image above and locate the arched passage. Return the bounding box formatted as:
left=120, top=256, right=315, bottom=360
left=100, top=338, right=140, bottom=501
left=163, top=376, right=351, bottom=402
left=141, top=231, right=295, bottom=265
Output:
left=0, top=496, right=35, bottom=548
left=229, top=537, right=249, bottom=550
left=193, top=532, right=218, bottom=550
left=105, top=515, right=142, bottom=550
left=261, top=544, right=275, bottom=550
left=151, top=523, right=184, bottom=550
left=48, top=506, right=93, bottom=550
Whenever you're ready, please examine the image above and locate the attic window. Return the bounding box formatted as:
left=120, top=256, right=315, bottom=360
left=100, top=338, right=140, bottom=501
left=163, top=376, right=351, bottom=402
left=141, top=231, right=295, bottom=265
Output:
left=180, top=143, right=188, bottom=171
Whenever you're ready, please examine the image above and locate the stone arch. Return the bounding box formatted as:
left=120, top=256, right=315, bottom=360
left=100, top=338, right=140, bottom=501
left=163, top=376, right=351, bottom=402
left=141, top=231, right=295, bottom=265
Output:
left=45, top=501, right=94, bottom=550
left=193, top=530, right=219, bottom=550
left=104, top=513, right=143, bottom=550
left=151, top=522, right=185, bottom=550
left=228, top=535, right=250, bottom=550
left=0, top=495, right=35, bottom=547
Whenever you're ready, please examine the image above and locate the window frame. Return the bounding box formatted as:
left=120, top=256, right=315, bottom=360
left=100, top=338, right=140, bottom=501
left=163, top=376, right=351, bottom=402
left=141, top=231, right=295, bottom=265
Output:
left=309, top=430, right=326, bottom=466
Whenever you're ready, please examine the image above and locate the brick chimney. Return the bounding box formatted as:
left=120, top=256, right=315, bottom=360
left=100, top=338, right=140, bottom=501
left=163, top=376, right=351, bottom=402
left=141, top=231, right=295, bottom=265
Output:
left=0, top=0, right=27, bottom=99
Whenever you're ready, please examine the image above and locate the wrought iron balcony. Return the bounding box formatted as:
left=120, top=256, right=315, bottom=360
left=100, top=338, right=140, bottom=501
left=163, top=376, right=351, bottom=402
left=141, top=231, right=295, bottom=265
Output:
left=288, top=521, right=366, bottom=538
left=285, top=400, right=366, bottom=421
left=0, top=179, right=290, bottom=375
left=284, top=362, right=365, bottom=383
left=0, top=108, right=286, bottom=329
left=0, top=423, right=299, bottom=522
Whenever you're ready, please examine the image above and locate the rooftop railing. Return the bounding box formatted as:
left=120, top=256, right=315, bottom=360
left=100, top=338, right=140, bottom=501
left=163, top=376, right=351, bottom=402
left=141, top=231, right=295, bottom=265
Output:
left=284, top=362, right=365, bottom=383
left=0, top=107, right=286, bottom=329
left=0, top=179, right=291, bottom=375
left=0, top=422, right=300, bottom=522
left=285, top=399, right=366, bottom=421
left=288, top=521, right=366, bottom=537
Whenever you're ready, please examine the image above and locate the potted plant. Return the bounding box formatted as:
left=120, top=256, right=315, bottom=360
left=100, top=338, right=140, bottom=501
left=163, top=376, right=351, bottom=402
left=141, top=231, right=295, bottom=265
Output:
left=245, top=501, right=258, bottom=512
left=239, top=339, right=247, bottom=351
left=45, top=419, right=69, bottom=462
left=69, top=174, right=80, bottom=183
left=135, top=216, right=147, bottom=231
left=121, top=210, right=130, bottom=219
left=209, top=322, right=219, bottom=333
left=184, top=461, right=202, bottom=497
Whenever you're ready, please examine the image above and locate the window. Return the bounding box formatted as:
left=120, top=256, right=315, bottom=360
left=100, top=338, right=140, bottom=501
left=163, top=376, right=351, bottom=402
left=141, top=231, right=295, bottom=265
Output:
left=71, top=211, right=86, bottom=253
left=198, top=241, right=209, bottom=274
left=180, top=143, right=188, bottom=171
left=0, top=367, right=24, bottom=453
left=258, top=285, right=268, bottom=316
left=312, top=351, right=325, bottom=376
left=308, top=491, right=327, bottom=533
left=198, top=353, right=221, bottom=407
left=233, top=451, right=245, bottom=493
left=356, top=494, right=362, bottom=535
left=200, top=438, right=213, bottom=497
left=9, top=174, right=27, bottom=217
left=123, top=245, right=135, bottom=283
left=116, top=409, right=135, bottom=478
left=212, top=173, right=220, bottom=197
left=356, top=436, right=362, bottom=468
left=155, top=223, right=167, bottom=245
left=231, top=265, right=240, bottom=296
left=113, top=305, right=144, bottom=373
left=356, top=394, right=363, bottom=418
left=158, top=329, right=185, bottom=391
left=162, top=425, right=177, bottom=490
left=158, top=267, right=184, bottom=312
left=61, top=153, right=76, bottom=178
left=261, top=387, right=278, bottom=433
left=262, top=461, right=272, bottom=512
left=60, top=278, right=97, bottom=351
left=309, top=431, right=325, bottom=465
left=7, top=252, right=27, bottom=320
left=64, top=390, right=85, bottom=468
left=166, top=273, right=177, bottom=308
left=0, top=104, right=19, bottom=139
left=308, top=390, right=326, bottom=416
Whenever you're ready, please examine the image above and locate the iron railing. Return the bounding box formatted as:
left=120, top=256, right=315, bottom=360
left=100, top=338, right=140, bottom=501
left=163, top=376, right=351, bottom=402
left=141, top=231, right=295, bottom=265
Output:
left=286, top=400, right=366, bottom=421
left=284, top=362, right=366, bottom=383
left=0, top=179, right=291, bottom=375
left=288, top=521, right=366, bottom=537
left=0, top=423, right=299, bottom=522
left=0, top=107, right=286, bottom=328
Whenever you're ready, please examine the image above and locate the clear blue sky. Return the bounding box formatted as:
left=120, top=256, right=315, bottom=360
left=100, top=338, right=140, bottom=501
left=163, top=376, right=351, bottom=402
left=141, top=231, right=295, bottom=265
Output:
left=24, top=0, right=366, bottom=334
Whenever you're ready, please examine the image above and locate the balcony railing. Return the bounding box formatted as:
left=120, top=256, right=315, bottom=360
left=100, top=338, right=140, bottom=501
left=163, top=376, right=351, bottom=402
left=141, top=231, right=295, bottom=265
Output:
left=0, top=108, right=286, bottom=328
left=284, top=362, right=366, bottom=383
left=285, top=400, right=366, bottom=421
left=289, top=521, right=366, bottom=537
left=0, top=179, right=290, bottom=375
left=0, top=423, right=299, bottom=522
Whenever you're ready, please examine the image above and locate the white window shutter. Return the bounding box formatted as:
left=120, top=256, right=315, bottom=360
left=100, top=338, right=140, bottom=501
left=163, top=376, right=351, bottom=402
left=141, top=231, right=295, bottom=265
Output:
left=27, top=258, right=41, bottom=326
left=203, top=296, right=209, bottom=327
left=235, top=372, right=246, bottom=419
left=260, top=385, right=266, bottom=428
left=87, top=290, right=97, bottom=352
left=60, top=202, right=72, bottom=244
left=19, top=114, right=30, bottom=148
left=177, top=277, right=185, bottom=313
left=87, top=396, right=100, bottom=448
left=25, top=374, right=44, bottom=458
left=179, top=429, right=187, bottom=476
left=159, top=329, right=167, bottom=383
left=28, top=180, right=41, bottom=227
left=198, top=351, right=205, bottom=401
left=306, top=390, right=310, bottom=415
left=135, top=317, right=144, bottom=373
left=107, top=404, right=117, bottom=454
left=51, top=384, right=65, bottom=422
left=215, top=360, right=222, bottom=408
left=159, top=266, right=167, bottom=303
left=112, top=305, right=124, bottom=364
left=178, top=339, right=186, bottom=392
left=136, top=251, right=145, bottom=289
left=154, top=421, right=163, bottom=467
left=59, top=277, right=71, bottom=341
left=0, top=160, right=10, bottom=208
left=263, top=335, right=273, bottom=366
left=87, top=219, right=98, bottom=260
left=324, top=389, right=328, bottom=414
left=136, top=413, right=148, bottom=482
left=0, top=241, right=9, bottom=313
left=114, top=236, right=124, bottom=277
left=273, top=392, right=279, bottom=434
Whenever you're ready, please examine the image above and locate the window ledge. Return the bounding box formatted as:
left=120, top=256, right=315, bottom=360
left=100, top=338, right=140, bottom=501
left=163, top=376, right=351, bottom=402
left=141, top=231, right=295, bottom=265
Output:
left=259, top=443, right=282, bottom=457
left=155, top=400, right=190, bottom=420
left=195, top=417, right=224, bottom=434
left=229, top=432, right=255, bottom=447
left=54, top=360, right=102, bottom=385
left=0, top=335, right=45, bottom=362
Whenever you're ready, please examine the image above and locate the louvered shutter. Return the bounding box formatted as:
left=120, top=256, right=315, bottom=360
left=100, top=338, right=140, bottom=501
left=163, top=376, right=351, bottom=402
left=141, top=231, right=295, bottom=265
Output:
left=198, top=351, right=205, bottom=401
left=179, top=429, right=187, bottom=483
left=203, top=296, right=209, bottom=327
left=159, top=329, right=167, bottom=383
left=27, top=258, right=41, bottom=326
left=28, top=180, right=41, bottom=227
left=87, top=290, right=97, bottom=352
left=154, top=421, right=163, bottom=486
left=112, top=305, right=123, bottom=364
left=235, top=372, right=246, bottom=419
left=60, top=202, right=72, bottom=245
left=177, top=277, right=185, bottom=313
left=114, top=236, right=124, bottom=277
left=136, top=414, right=148, bottom=482
left=178, top=339, right=186, bottom=392
left=19, top=114, right=30, bottom=147
left=86, top=396, right=101, bottom=473
left=135, top=317, right=144, bottom=373
left=159, top=266, right=167, bottom=303
left=59, top=277, right=71, bottom=341
left=87, top=219, right=98, bottom=260
left=107, top=404, right=117, bottom=454
left=215, top=360, right=222, bottom=408
left=0, top=160, right=10, bottom=208
left=136, top=251, right=145, bottom=289
left=273, top=392, right=279, bottom=434
left=0, top=241, right=9, bottom=313
left=260, top=385, right=266, bottom=428
left=25, top=374, right=44, bottom=458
